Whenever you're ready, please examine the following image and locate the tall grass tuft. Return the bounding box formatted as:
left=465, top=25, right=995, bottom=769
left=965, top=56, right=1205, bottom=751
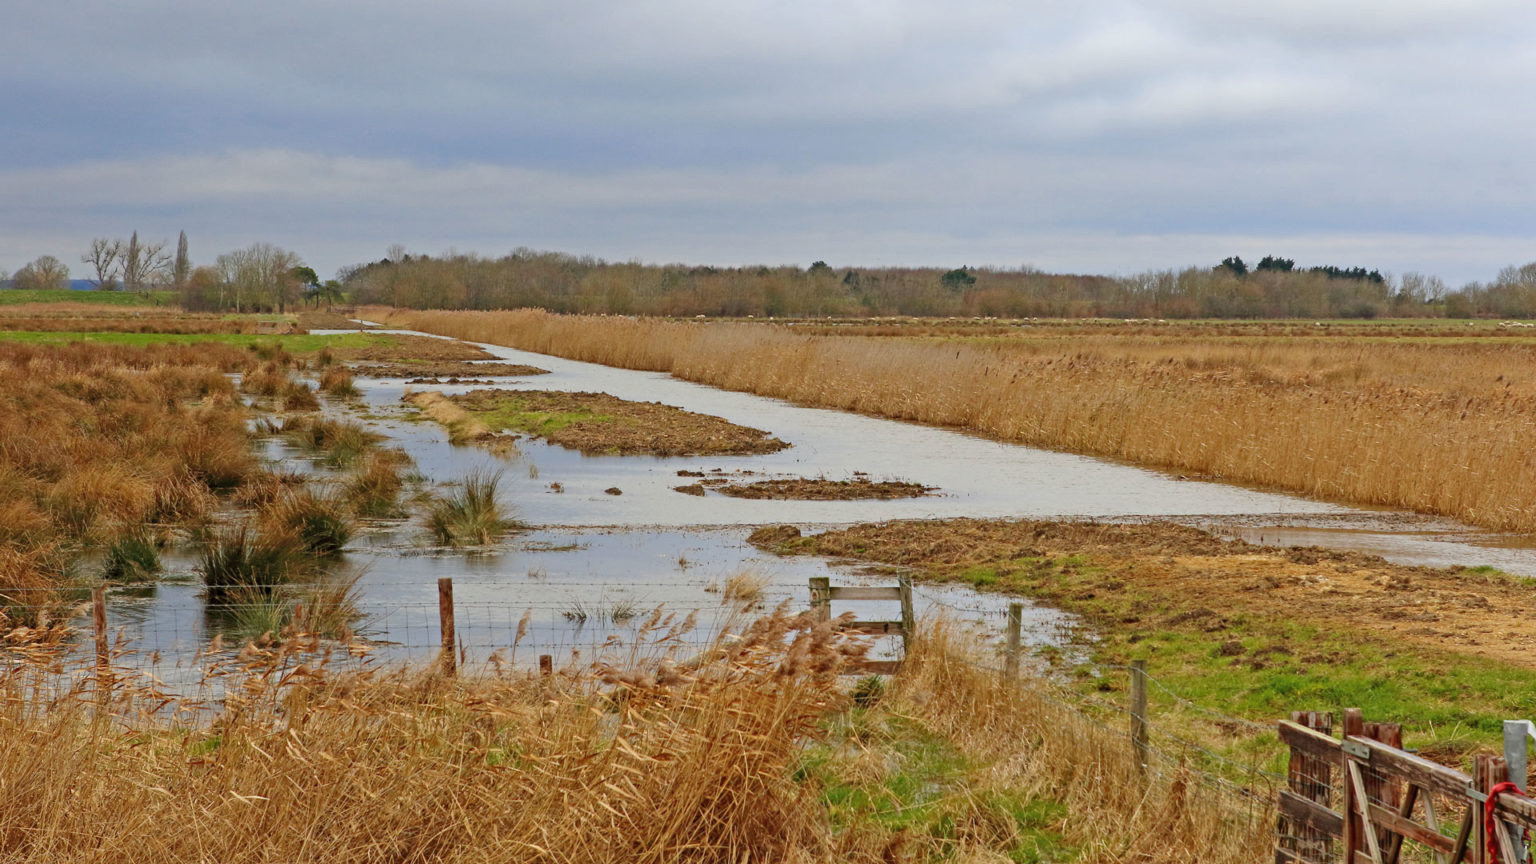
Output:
left=342, top=449, right=410, bottom=517
left=198, top=528, right=303, bottom=603
left=258, top=490, right=353, bottom=557
left=425, top=470, right=514, bottom=546
left=280, top=416, right=379, bottom=468
left=318, top=366, right=358, bottom=397
left=102, top=528, right=162, bottom=583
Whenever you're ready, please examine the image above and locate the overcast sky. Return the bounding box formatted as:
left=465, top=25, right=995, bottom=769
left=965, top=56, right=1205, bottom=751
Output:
left=2, top=1, right=1532, bottom=284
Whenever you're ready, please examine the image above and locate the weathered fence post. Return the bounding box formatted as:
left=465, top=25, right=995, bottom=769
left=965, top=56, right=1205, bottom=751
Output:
left=437, top=577, right=456, bottom=676
left=1341, top=708, right=1365, bottom=862
left=1004, top=602, right=1022, bottom=683
left=808, top=577, right=831, bottom=623
left=539, top=654, right=553, bottom=677
left=1363, top=720, right=1404, bottom=852
left=897, top=574, right=915, bottom=654
left=1130, top=660, right=1148, bottom=774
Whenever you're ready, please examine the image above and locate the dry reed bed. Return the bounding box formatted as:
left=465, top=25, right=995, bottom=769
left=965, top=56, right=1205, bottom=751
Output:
left=0, top=342, right=261, bottom=610
left=365, top=307, right=1536, bottom=532
left=0, top=612, right=1261, bottom=864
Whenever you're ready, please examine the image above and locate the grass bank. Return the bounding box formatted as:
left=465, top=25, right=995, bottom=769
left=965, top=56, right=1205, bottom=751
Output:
left=364, top=307, right=1536, bottom=532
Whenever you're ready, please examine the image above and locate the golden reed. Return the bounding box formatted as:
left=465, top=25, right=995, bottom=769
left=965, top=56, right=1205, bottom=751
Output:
left=364, top=308, right=1536, bottom=533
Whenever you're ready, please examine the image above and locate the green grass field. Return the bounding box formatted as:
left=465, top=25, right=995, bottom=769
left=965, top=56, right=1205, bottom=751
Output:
left=0, top=289, right=177, bottom=306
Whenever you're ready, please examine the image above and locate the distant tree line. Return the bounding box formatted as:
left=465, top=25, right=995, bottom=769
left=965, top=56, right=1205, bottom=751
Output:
left=0, top=232, right=332, bottom=313
left=340, top=247, right=1536, bottom=319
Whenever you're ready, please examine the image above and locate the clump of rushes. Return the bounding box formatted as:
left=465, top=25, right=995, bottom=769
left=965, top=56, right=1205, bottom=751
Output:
left=102, top=528, right=162, bottom=583
left=426, top=470, right=515, bottom=546
left=319, top=366, right=359, bottom=397
left=198, top=528, right=304, bottom=604
left=281, top=417, right=379, bottom=468
left=314, top=347, right=335, bottom=368
left=281, top=380, right=321, bottom=412
left=343, top=449, right=410, bottom=517
left=249, top=341, right=291, bottom=365
left=259, top=490, right=353, bottom=557
left=240, top=362, right=287, bottom=397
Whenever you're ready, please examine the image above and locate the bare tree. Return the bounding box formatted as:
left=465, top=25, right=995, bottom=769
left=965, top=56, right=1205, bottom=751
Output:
left=12, top=255, right=70, bottom=291
left=173, top=230, right=190, bottom=289
left=215, top=242, right=301, bottom=312
left=120, top=231, right=171, bottom=293
left=82, top=238, right=122, bottom=290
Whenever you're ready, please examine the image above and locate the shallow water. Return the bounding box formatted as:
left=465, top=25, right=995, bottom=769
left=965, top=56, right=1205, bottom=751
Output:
left=86, top=328, right=1536, bottom=682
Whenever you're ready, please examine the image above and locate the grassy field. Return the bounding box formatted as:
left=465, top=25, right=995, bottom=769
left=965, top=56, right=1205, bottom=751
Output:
left=0, top=288, right=176, bottom=306
left=366, top=307, right=1536, bottom=533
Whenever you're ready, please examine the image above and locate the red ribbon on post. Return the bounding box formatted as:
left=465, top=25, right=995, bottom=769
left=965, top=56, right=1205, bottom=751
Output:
left=1486, top=781, right=1529, bottom=864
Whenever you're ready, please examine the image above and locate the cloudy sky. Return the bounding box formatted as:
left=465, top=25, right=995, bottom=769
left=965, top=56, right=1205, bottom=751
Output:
left=2, top=1, right=1532, bottom=283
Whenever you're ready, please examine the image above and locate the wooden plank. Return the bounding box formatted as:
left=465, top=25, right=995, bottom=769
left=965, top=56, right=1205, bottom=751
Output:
left=1281, top=790, right=1344, bottom=838
left=827, top=586, right=902, bottom=601
left=844, top=620, right=904, bottom=635
left=1281, top=721, right=1345, bottom=766
left=1449, top=803, right=1474, bottom=864
left=1366, top=801, right=1454, bottom=854
left=1348, top=760, right=1385, bottom=864
left=1347, top=736, right=1472, bottom=802
left=1382, top=784, right=1421, bottom=864
left=1492, top=790, right=1536, bottom=832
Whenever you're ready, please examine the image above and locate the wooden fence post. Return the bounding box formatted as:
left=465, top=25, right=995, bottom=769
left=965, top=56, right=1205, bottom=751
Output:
left=898, top=574, right=915, bottom=655
left=539, top=654, right=553, bottom=677
left=1004, top=602, right=1022, bottom=683
left=1341, top=708, right=1365, bottom=862
left=437, top=577, right=456, bottom=677
left=1130, top=660, right=1148, bottom=774
left=809, top=577, right=831, bottom=623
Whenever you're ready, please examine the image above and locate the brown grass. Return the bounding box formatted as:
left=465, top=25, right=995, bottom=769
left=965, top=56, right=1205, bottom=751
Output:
left=0, top=612, right=866, bottom=863
left=0, top=341, right=261, bottom=613
left=364, top=307, right=1536, bottom=532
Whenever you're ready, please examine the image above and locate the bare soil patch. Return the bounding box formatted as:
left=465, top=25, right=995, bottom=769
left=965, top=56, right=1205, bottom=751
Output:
left=448, top=389, right=789, bottom=456
left=755, top=518, right=1536, bottom=669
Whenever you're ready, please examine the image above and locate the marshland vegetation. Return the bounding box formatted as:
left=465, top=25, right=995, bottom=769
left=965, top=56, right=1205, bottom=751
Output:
left=368, top=307, right=1536, bottom=532
left=0, top=608, right=1258, bottom=864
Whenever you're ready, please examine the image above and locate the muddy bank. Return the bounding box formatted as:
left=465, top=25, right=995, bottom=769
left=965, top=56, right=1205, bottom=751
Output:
left=752, top=518, right=1536, bottom=669
left=690, top=476, right=935, bottom=500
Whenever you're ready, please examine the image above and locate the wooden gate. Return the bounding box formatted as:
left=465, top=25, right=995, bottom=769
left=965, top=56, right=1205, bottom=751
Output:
left=808, top=575, right=914, bottom=675
left=1278, top=708, right=1536, bottom=864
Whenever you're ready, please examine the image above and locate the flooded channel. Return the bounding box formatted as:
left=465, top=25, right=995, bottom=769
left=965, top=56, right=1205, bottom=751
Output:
left=97, top=328, right=1536, bottom=683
